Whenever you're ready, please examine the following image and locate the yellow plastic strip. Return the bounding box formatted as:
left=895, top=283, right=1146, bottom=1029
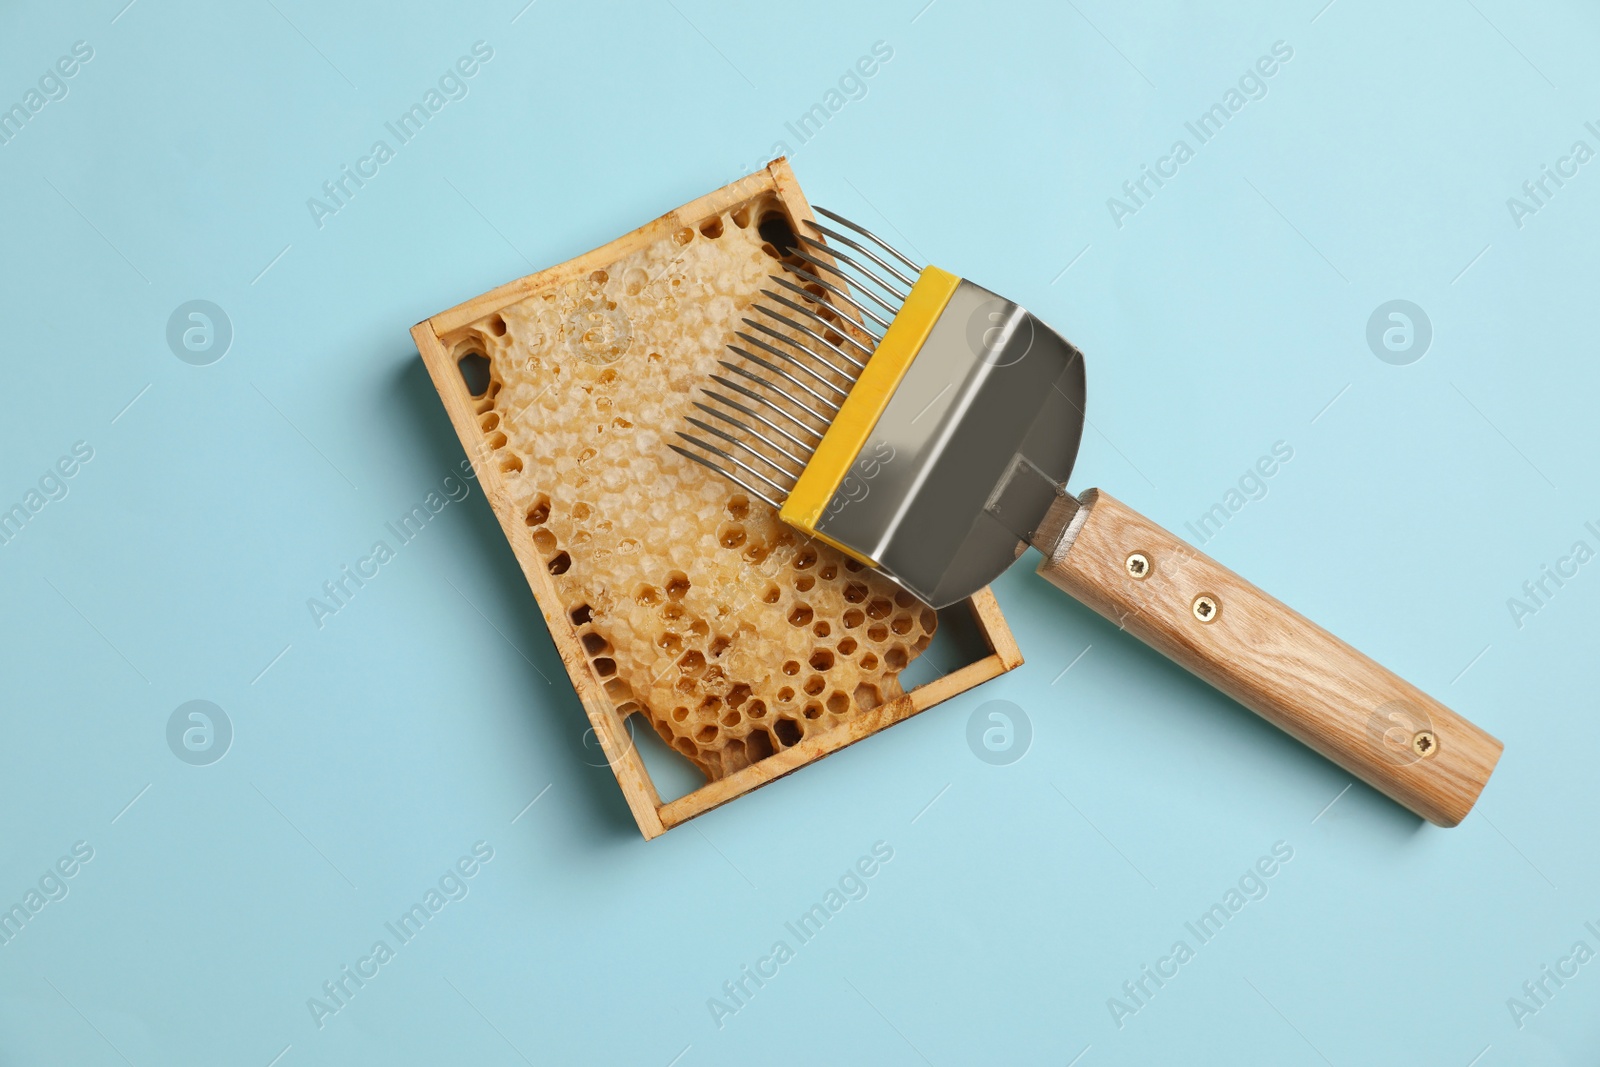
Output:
left=780, top=265, right=960, bottom=536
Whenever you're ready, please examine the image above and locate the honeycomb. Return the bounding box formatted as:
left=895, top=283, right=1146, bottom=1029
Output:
left=449, top=194, right=936, bottom=780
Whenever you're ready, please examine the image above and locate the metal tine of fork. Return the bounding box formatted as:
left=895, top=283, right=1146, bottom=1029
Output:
left=684, top=417, right=802, bottom=477
left=777, top=263, right=894, bottom=332
left=751, top=303, right=866, bottom=372
left=759, top=288, right=876, bottom=360
left=709, top=374, right=825, bottom=438
left=790, top=239, right=909, bottom=305
left=669, top=442, right=786, bottom=508
left=813, top=205, right=923, bottom=276
left=784, top=247, right=904, bottom=318
left=799, top=222, right=918, bottom=290
left=718, top=357, right=838, bottom=421
left=697, top=394, right=815, bottom=458
left=734, top=332, right=851, bottom=398
left=768, top=276, right=883, bottom=344
left=740, top=318, right=853, bottom=380
left=691, top=401, right=810, bottom=467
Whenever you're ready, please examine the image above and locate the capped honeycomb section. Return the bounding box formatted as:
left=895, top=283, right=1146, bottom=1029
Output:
left=448, top=194, right=935, bottom=780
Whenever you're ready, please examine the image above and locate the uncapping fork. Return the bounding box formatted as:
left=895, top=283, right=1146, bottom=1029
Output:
left=671, top=205, right=1502, bottom=826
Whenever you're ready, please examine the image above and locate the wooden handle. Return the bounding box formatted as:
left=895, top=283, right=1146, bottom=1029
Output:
left=1035, top=489, right=1502, bottom=826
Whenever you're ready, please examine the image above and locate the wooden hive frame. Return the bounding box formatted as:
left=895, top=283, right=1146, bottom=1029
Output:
left=411, top=159, right=1022, bottom=839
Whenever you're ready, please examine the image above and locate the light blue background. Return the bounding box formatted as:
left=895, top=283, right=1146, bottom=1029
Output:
left=0, top=0, right=1595, bottom=1063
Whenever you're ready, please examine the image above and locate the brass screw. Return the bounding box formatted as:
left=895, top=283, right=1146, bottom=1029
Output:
left=1192, top=594, right=1219, bottom=623
left=1412, top=731, right=1437, bottom=758
left=1125, top=552, right=1151, bottom=580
